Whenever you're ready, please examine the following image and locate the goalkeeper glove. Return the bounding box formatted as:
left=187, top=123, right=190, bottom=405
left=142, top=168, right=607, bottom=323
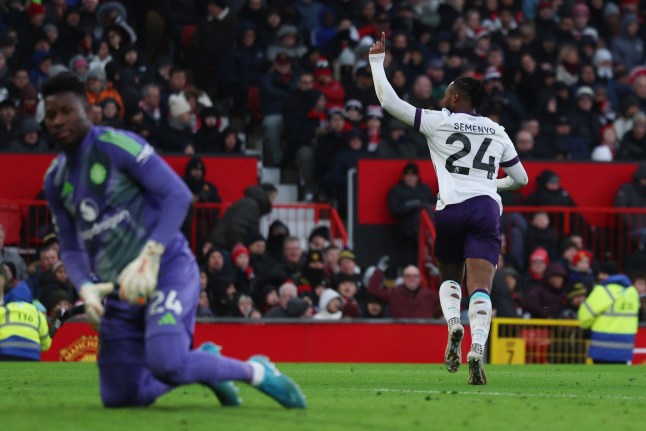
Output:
left=79, top=282, right=115, bottom=326
left=118, top=240, right=165, bottom=305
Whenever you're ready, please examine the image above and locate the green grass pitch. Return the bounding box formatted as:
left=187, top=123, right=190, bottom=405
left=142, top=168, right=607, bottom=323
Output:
left=1, top=362, right=644, bottom=431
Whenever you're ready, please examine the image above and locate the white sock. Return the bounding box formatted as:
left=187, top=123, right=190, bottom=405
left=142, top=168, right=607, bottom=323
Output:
left=439, top=280, right=462, bottom=329
left=249, top=361, right=265, bottom=386
left=468, top=291, right=492, bottom=355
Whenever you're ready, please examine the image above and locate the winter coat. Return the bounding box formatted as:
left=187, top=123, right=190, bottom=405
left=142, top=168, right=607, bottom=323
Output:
left=523, top=263, right=568, bottom=318
left=367, top=268, right=440, bottom=318
left=314, top=288, right=343, bottom=320
left=388, top=179, right=436, bottom=241
left=210, top=186, right=271, bottom=250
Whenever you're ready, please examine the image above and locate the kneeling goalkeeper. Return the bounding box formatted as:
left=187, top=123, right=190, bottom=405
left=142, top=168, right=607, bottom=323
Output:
left=42, top=73, right=305, bottom=409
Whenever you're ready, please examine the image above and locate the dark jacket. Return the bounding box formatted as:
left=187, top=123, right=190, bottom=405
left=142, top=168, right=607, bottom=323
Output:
left=525, top=170, right=576, bottom=207
left=523, top=263, right=568, bottom=318
left=614, top=162, right=646, bottom=233
left=210, top=186, right=271, bottom=250
left=387, top=179, right=436, bottom=240
left=367, top=268, right=440, bottom=318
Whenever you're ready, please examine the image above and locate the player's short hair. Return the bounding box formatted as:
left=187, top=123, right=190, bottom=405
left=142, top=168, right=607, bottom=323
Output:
left=451, top=77, right=487, bottom=110
left=42, top=72, right=86, bottom=99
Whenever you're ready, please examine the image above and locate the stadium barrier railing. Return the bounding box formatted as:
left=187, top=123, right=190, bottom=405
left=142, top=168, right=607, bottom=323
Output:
left=418, top=205, right=646, bottom=275
left=490, top=317, right=590, bottom=365
left=0, top=200, right=347, bottom=260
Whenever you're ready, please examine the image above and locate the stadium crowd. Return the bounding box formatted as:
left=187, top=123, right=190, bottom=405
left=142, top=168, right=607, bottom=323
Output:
left=2, top=1, right=646, bottom=323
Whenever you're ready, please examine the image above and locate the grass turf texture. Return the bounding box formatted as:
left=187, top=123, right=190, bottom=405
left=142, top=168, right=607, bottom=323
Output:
left=1, top=363, right=644, bottom=431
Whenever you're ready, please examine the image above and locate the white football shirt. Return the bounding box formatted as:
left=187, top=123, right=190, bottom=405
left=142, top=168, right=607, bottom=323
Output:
left=413, top=108, right=519, bottom=213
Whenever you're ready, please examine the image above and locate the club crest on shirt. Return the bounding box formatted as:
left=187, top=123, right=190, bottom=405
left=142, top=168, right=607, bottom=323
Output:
left=90, top=162, right=107, bottom=185
left=79, top=198, right=100, bottom=222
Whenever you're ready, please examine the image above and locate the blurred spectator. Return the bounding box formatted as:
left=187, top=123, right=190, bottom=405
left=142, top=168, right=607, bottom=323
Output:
left=523, top=262, right=568, bottom=319
left=197, top=289, right=215, bottom=318
left=322, top=128, right=367, bottom=215
left=514, top=129, right=539, bottom=160
left=525, top=246, right=549, bottom=291
left=525, top=211, right=558, bottom=261
left=231, top=242, right=255, bottom=297
left=232, top=294, right=259, bottom=319
left=560, top=282, right=588, bottom=319
left=591, top=125, right=619, bottom=162
left=258, top=284, right=279, bottom=315
left=265, top=219, right=290, bottom=263
left=193, top=107, right=221, bottom=154
left=38, top=261, right=77, bottom=314
left=156, top=93, right=194, bottom=153
left=0, top=98, right=18, bottom=149
left=367, top=264, right=440, bottom=319
left=387, top=161, right=435, bottom=273
left=377, top=116, right=426, bottom=158
left=85, top=66, right=125, bottom=118
left=273, top=236, right=305, bottom=285
left=266, top=24, right=307, bottom=62
left=208, top=185, right=271, bottom=251
left=525, top=170, right=576, bottom=207
left=218, top=127, right=244, bottom=155
left=323, top=244, right=341, bottom=280
left=259, top=52, right=299, bottom=167
left=100, top=97, right=123, bottom=128
left=616, top=112, right=646, bottom=160
left=10, top=117, right=47, bottom=152
left=567, top=249, right=596, bottom=292
left=220, top=23, right=267, bottom=122
left=334, top=273, right=361, bottom=318
left=314, top=288, right=343, bottom=320
left=610, top=13, right=644, bottom=72
left=264, top=281, right=297, bottom=318
left=614, top=162, right=646, bottom=248
left=190, top=0, right=239, bottom=92
left=568, top=86, right=600, bottom=160
left=0, top=224, right=27, bottom=281
left=285, top=297, right=313, bottom=318
left=632, top=273, right=646, bottom=322
left=491, top=267, right=525, bottom=318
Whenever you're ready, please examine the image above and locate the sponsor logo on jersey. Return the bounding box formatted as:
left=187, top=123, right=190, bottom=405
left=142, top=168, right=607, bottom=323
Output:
left=80, top=209, right=131, bottom=240
left=79, top=198, right=100, bottom=222
left=90, top=162, right=107, bottom=185
left=157, top=312, right=177, bottom=326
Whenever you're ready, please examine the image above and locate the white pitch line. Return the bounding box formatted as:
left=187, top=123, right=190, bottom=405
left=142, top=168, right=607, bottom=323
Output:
left=350, top=388, right=646, bottom=401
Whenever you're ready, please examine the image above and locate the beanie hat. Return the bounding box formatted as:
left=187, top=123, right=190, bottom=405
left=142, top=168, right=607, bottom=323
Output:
left=231, top=243, right=250, bottom=262
left=169, top=94, right=191, bottom=118
left=338, top=249, right=356, bottom=262
left=286, top=297, right=309, bottom=317
left=308, top=225, right=330, bottom=243
left=402, top=162, right=419, bottom=176
left=567, top=283, right=587, bottom=300
left=530, top=247, right=549, bottom=263
left=572, top=250, right=592, bottom=267
left=243, top=231, right=266, bottom=247
left=28, top=3, right=46, bottom=19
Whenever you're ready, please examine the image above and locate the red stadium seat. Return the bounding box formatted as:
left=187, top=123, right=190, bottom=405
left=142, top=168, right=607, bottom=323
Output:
left=0, top=204, right=22, bottom=245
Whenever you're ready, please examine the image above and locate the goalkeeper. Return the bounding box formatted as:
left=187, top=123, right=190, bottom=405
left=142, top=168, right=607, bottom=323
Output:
left=42, top=73, right=305, bottom=409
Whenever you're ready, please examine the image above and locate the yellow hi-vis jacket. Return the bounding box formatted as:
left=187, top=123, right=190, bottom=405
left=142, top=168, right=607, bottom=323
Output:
left=0, top=301, right=51, bottom=361
left=578, top=274, right=639, bottom=363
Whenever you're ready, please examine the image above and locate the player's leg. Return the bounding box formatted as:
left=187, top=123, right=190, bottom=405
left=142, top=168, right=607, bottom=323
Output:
left=434, top=206, right=467, bottom=372
left=98, top=299, right=174, bottom=407
left=463, top=196, right=501, bottom=385
left=145, top=249, right=306, bottom=408
left=145, top=250, right=251, bottom=401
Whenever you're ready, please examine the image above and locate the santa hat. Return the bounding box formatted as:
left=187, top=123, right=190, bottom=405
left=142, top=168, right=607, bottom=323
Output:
left=231, top=242, right=250, bottom=262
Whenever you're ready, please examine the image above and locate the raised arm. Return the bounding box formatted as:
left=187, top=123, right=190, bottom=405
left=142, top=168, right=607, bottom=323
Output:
left=369, top=32, right=417, bottom=127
